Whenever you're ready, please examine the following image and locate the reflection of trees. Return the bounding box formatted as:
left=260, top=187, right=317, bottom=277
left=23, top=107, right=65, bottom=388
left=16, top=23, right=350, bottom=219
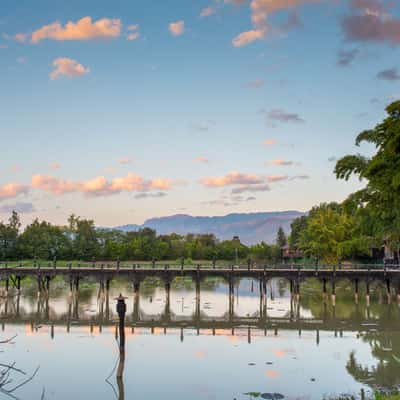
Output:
left=346, top=331, right=400, bottom=389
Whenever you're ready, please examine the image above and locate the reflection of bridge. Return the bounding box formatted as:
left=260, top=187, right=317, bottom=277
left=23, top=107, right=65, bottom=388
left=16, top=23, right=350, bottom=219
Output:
left=1, top=265, right=400, bottom=306
left=1, top=295, right=398, bottom=342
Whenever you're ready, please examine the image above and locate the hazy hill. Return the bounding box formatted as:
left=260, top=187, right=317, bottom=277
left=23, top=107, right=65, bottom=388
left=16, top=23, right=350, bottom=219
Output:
left=113, top=211, right=304, bottom=245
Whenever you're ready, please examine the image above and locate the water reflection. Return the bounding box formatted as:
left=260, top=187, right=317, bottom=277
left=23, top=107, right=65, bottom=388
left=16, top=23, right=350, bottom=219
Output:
left=0, top=277, right=399, bottom=399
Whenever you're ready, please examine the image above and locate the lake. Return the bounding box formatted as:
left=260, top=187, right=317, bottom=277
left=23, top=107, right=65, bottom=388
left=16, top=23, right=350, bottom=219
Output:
left=0, top=276, right=399, bottom=399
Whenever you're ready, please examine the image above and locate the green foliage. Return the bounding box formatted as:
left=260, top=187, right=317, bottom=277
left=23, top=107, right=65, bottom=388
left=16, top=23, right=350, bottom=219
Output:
left=0, top=212, right=282, bottom=262
left=276, top=226, right=287, bottom=247
left=298, top=203, right=371, bottom=263
left=289, top=216, right=308, bottom=250
left=335, top=100, right=400, bottom=255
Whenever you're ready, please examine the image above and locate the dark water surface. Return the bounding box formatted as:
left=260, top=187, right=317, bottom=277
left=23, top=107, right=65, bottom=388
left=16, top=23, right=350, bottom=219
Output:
left=0, top=277, right=399, bottom=399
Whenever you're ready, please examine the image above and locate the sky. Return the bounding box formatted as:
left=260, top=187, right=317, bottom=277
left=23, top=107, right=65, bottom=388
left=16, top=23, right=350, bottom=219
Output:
left=0, top=0, right=399, bottom=227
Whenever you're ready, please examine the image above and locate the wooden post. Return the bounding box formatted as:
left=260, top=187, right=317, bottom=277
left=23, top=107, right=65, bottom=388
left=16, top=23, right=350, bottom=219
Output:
left=116, top=293, right=126, bottom=395
left=331, top=280, right=336, bottom=305
left=366, top=280, right=370, bottom=306
left=322, top=278, right=327, bottom=301
left=5, top=278, right=9, bottom=296
left=17, top=276, right=21, bottom=294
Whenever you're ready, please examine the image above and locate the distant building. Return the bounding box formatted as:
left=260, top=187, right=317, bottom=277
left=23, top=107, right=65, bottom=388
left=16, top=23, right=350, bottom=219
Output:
left=281, top=245, right=303, bottom=262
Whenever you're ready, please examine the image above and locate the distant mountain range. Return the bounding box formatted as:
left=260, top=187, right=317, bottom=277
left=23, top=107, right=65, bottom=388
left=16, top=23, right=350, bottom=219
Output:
left=110, top=211, right=304, bottom=245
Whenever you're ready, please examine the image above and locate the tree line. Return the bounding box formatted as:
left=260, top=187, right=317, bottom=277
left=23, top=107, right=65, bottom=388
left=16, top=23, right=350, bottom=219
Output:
left=0, top=213, right=288, bottom=262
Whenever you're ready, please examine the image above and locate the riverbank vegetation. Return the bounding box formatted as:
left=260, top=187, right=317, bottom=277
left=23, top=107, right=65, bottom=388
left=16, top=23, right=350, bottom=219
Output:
left=0, top=212, right=285, bottom=262
left=290, top=101, right=400, bottom=264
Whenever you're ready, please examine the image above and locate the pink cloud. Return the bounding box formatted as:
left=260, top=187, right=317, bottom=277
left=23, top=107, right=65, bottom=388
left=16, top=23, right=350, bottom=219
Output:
left=0, top=183, right=29, bottom=200
left=31, top=175, right=79, bottom=195
left=232, top=0, right=320, bottom=47
left=200, top=7, right=216, bottom=17
left=267, top=175, right=288, bottom=182
left=49, top=162, right=61, bottom=170
left=270, top=159, right=294, bottom=166
left=50, top=58, right=90, bottom=80
left=169, top=20, right=185, bottom=36
left=195, top=156, right=209, bottom=163
left=232, top=29, right=265, bottom=47
left=20, top=16, right=122, bottom=44
left=342, top=14, right=400, bottom=45
left=201, top=171, right=264, bottom=187
left=31, top=173, right=174, bottom=197
left=127, top=24, right=140, bottom=40
left=263, top=139, right=277, bottom=146
left=250, top=0, right=320, bottom=27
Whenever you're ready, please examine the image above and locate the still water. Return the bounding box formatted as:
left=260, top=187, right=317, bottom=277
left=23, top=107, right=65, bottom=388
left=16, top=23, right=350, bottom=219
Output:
left=0, top=277, right=399, bottom=399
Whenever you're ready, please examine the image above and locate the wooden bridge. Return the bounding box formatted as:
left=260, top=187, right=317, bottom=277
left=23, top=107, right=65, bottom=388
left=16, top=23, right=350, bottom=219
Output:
left=1, top=263, right=400, bottom=305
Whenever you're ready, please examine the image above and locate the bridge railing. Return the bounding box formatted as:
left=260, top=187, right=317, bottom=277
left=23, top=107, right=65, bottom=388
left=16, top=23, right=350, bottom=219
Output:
left=0, top=260, right=398, bottom=271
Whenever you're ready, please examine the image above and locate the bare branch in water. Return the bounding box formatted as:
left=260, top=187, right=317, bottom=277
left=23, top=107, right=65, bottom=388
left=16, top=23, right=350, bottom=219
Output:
left=0, top=335, right=17, bottom=344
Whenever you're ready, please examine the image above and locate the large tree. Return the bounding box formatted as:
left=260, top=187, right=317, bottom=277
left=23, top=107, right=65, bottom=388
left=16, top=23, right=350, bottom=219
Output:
left=335, top=100, right=400, bottom=256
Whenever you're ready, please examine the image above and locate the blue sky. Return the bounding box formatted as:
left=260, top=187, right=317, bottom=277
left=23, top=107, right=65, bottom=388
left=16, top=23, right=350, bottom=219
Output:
left=0, top=0, right=399, bottom=226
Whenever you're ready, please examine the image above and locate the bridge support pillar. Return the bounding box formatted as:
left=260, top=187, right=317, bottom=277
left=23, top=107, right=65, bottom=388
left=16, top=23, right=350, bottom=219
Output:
left=133, top=282, right=140, bottom=322
left=322, top=279, right=327, bottom=301
left=228, top=277, right=234, bottom=321
left=37, top=276, right=43, bottom=297
left=75, top=277, right=80, bottom=293
left=295, top=280, right=300, bottom=301
left=5, top=278, right=9, bottom=296
left=46, top=276, right=50, bottom=296
left=386, top=279, right=391, bottom=303
left=195, top=278, right=201, bottom=319
left=331, top=280, right=336, bottom=306
left=16, top=276, right=21, bottom=294
left=354, top=279, right=359, bottom=304
left=259, top=278, right=266, bottom=318
left=397, top=282, right=400, bottom=302
left=366, top=281, right=370, bottom=307
left=247, top=327, right=251, bottom=344
left=165, top=281, right=171, bottom=320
